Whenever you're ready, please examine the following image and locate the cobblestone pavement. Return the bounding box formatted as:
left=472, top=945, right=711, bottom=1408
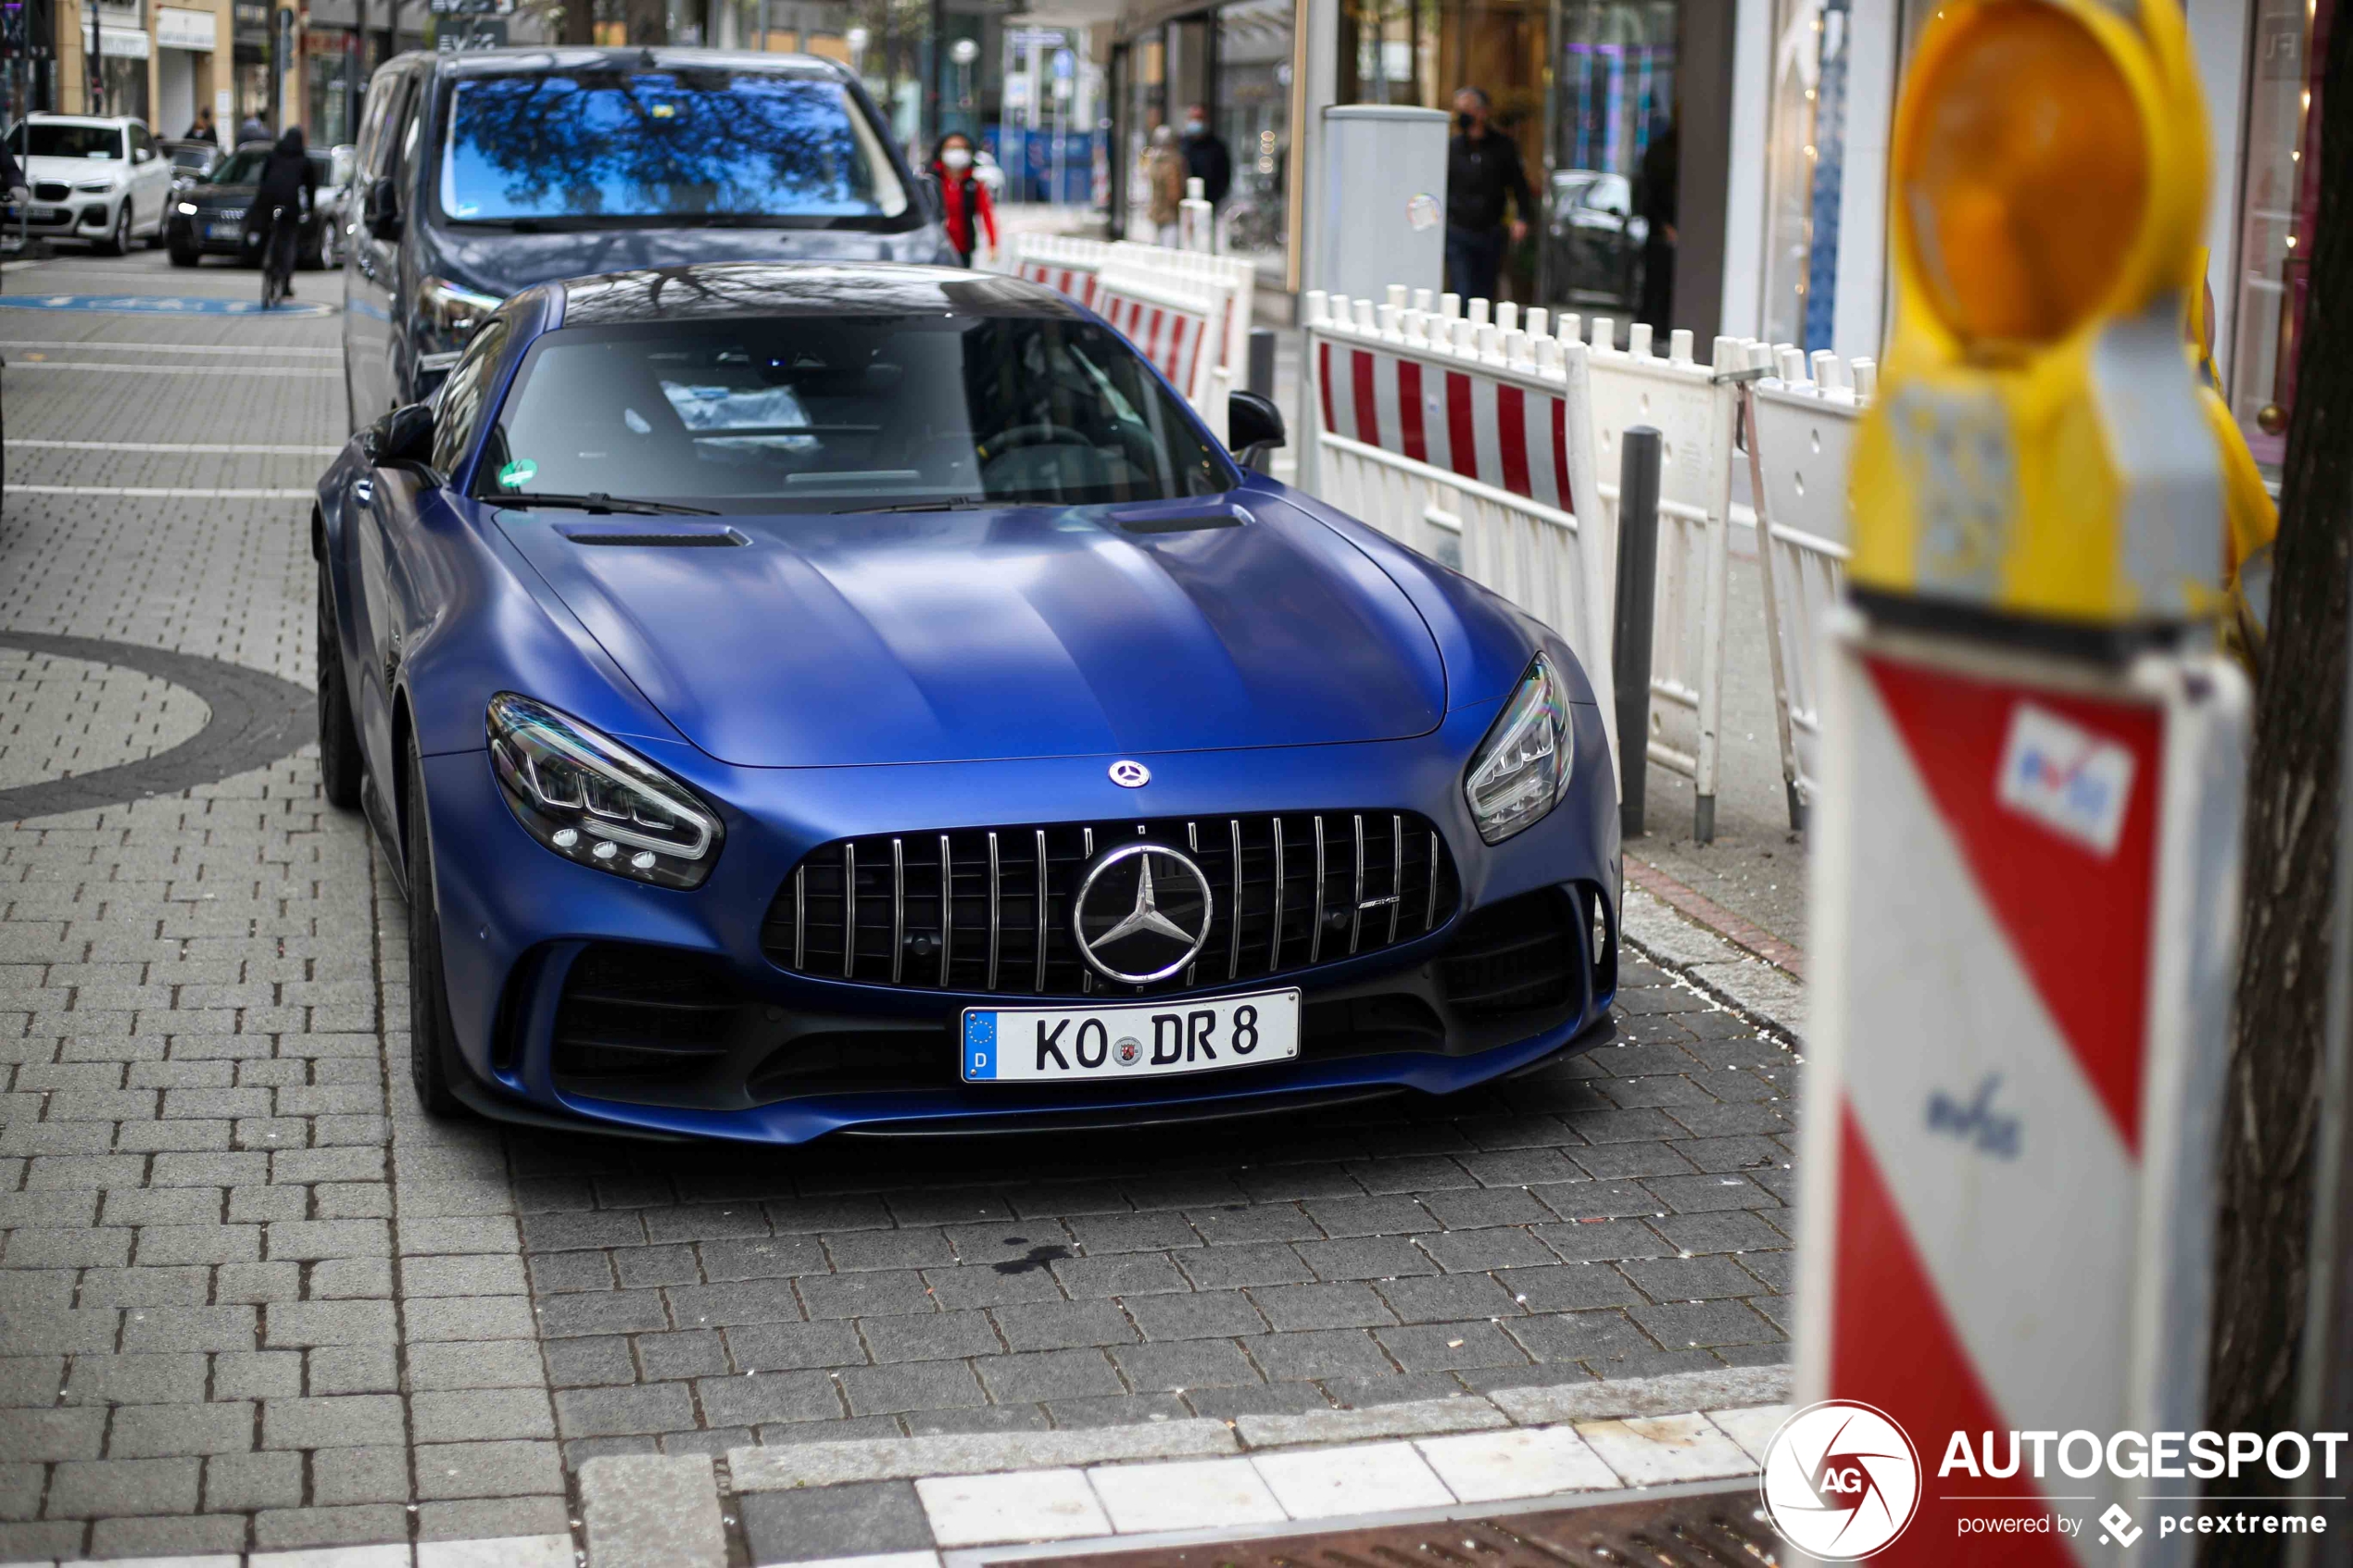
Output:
left=0, top=649, right=210, bottom=788
left=0, top=250, right=1800, bottom=1562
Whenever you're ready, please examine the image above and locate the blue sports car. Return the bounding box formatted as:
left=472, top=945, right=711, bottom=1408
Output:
left=313, top=261, right=1621, bottom=1143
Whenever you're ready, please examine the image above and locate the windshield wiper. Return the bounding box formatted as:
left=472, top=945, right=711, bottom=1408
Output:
left=834, top=496, right=986, bottom=515
left=490, top=491, right=720, bottom=517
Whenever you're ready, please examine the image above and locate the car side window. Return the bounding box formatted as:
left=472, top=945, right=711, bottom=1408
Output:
left=356, top=73, right=397, bottom=172
left=131, top=124, right=153, bottom=162
left=432, top=320, right=509, bottom=477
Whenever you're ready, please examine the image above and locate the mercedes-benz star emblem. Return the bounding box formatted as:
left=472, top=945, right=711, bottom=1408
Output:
left=1072, top=842, right=1214, bottom=985
left=1109, top=759, right=1151, bottom=788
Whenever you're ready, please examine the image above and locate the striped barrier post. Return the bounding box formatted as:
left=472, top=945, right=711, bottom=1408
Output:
left=1792, top=0, right=2244, bottom=1552
left=1300, top=286, right=1618, bottom=783
left=1109, top=242, right=1256, bottom=415
left=1738, top=342, right=1877, bottom=830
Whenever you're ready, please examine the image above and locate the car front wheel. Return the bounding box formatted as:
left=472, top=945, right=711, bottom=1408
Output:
left=316, top=559, right=363, bottom=809
left=101, top=204, right=131, bottom=257
left=404, top=738, right=470, bottom=1119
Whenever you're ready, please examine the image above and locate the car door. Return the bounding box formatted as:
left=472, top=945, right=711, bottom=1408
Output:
left=346, top=69, right=416, bottom=429
left=354, top=316, right=510, bottom=790
left=129, top=124, right=167, bottom=229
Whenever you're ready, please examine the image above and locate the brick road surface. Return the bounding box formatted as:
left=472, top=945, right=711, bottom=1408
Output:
left=0, top=249, right=1800, bottom=1562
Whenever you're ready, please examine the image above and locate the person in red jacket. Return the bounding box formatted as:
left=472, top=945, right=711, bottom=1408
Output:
left=930, top=132, right=998, bottom=269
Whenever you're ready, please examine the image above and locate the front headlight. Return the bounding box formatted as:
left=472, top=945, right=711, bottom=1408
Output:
left=421, top=275, right=502, bottom=345
left=176, top=200, right=197, bottom=216
left=75, top=177, right=117, bottom=194
left=487, top=694, right=723, bottom=889
left=1464, top=655, right=1574, bottom=845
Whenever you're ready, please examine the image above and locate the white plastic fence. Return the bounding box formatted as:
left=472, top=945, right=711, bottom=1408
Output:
left=1108, top=241, right=1256, bottom=412
left=1576, top=316, right=1745, bottom=842
left=1742, top=343, right=1875, bottom=825
left=1094, top=261, right=1234, bottom=441
left=1299, top=286, right=1620, bottom=782
left=1011, top=233, right=1112, bottom=309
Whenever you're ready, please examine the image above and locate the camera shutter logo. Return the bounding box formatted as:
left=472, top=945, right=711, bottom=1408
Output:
left=1759, top=1400, right=1921, bottom=1559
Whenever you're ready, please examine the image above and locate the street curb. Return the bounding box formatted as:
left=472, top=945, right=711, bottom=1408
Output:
left=1619, top=884, right=1807, bottom=1042
left=727, top=1418, right=1240, bottom=1491
left=578, top=1452, right=728, bottom=1568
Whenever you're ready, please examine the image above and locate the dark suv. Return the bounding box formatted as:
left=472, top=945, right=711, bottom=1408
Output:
left=341, top=46, right=953, bottom=427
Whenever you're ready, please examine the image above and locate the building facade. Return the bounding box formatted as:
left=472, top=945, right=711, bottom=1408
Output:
left=1090, top=0, right=2329, bottom=470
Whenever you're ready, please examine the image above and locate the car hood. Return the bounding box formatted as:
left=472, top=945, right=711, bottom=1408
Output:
left=493, top=496, right=1448, bottom=768
left=424, top=223, right=949, bottom=299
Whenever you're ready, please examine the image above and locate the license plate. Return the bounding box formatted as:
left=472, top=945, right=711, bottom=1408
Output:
left=206, top=223, right=237, bottom=241
left=962, top=989, right=1301, bottom=1084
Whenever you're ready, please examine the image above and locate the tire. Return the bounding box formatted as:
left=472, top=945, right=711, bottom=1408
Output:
left=101, top=204, right=131, bottom=257
left=316, top=558, right=363, bottom=810
left=404, top=738, right=470, bottom=1119
left=168, top=241, right=198, bottom=268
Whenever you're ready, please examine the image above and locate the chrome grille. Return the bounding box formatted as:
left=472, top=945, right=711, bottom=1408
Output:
left=761, top=811, right=1460, bottom=998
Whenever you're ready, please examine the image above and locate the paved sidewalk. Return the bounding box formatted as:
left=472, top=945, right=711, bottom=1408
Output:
left=0, top=251, right=1808, bottom=1565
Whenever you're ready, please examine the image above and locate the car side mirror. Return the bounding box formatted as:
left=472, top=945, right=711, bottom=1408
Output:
left=1227, top=391, right=1286, bottom=472
left=364, top=174, right=401, bottom=240
left=366, top=402, right=436, bottom=470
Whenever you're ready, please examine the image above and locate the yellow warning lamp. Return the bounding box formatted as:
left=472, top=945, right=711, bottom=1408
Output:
left=1847, top=0, right=2224, bottom=633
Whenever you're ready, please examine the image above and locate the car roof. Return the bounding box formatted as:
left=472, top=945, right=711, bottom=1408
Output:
left=556, top=262, right=1083, bottom=327
left=392, top=44, right=853, bottom=82
left=25, top=114, right=138, bottom=129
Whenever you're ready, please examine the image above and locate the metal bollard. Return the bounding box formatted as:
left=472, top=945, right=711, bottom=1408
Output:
left=1610, top=426, right=1662, bottom=841
left=1248, top=327, right=1276, bottom=398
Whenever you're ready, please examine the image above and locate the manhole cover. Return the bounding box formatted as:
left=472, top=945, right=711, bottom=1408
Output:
left=1013, top=1485, right=1783, bottom=1566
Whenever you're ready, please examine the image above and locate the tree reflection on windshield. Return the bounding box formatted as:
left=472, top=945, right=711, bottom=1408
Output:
left=437, top=70, right=911, bottom=226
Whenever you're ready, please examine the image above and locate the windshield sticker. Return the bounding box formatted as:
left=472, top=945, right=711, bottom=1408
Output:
left=497, top=458, right=538, bottom=490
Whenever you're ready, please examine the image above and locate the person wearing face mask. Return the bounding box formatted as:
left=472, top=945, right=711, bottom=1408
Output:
left=1179, top=104, right=1232, bottom=207
left=930, top=132, right=998, bottom=268
left=1444, top=86, right=1533, bottom=307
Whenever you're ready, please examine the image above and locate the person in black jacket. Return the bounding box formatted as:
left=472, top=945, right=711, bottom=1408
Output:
left=252, top=128, right=317, bottom=295
left=1180, top=105, right=1232, bottom=207
left=183, top=107, right=220, bottom=146
left=1444, top=86, right=1533, bottom=307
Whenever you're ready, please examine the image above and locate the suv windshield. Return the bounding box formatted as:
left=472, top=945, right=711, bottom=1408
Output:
left=169, top=144, right=215, bottom=170
left=208, top=148, right=333, bottom=184
left=11, top=123, right=123, bottom=159
left=436, top=69, right=909, bottom=227
left=475, top=314, right=1230, bottom=511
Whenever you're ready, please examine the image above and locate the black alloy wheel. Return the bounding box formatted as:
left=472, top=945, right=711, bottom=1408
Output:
left=316, top=558, right=363, bottom=810
left=404, top=737, right=470, bottom=1119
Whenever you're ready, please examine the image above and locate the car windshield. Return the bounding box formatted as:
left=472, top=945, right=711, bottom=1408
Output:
left=475, top=313, right=1230, bottom=511
left=11, top=123, right=122, bottom=159
left=169, top=144, right=214, bottom=170
left=436, top=70, right=909, bottom=227
left=207, top=148, right=332, bottom=184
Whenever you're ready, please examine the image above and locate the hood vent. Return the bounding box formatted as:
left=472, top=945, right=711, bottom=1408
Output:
left=558, top=526, right=748, bottom=547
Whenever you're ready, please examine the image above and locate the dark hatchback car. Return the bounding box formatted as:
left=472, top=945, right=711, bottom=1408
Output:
left=341, top=47, right=952, bottom=431
left=166, top=142, right=334, bottom=268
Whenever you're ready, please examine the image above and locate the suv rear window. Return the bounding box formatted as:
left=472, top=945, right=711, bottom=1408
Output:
left=435, top=69, right=909, bottom=228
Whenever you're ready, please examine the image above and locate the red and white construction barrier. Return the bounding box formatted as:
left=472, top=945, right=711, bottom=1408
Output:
left=1012, top=233, right=1111, bottom=310
left=1579, top=316, right=1748, bottom=842
left=1742, top=344, right=1877, bottom=826
left=1300, top=286, right=1618, bottom=777
left=1796, top=617, right=2246, bottom=1564
left=1094, top=262, right=1234, bottom=441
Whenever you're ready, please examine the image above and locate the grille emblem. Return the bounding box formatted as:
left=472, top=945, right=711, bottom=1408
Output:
left=1108, top=759, right=1151, bottom=788
left=1073, top=842, right=1213, bottom=985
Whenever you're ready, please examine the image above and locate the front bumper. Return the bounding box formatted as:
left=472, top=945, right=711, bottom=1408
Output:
left=417, top=699, right=1620, bottom=1145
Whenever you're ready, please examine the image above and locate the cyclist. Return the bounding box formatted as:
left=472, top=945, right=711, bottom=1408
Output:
left=252, top=127, right=316, bottom=307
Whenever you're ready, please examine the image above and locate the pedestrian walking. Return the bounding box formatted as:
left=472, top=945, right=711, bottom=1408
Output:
left=1180, top=104, right=1232, bottom=207
left=1634, top=115, right=1678, bottom=333
left=250, top=127, right=316, bottom=299
left=1147, top=124, right=1187, bottom=245
left=1443, top=86, right=1532, bottom=306
left=184, top=106, right=220, bottom=146
left=929, top=132, right=997, bottom=269
left=237, top=112, right=270, bottom=145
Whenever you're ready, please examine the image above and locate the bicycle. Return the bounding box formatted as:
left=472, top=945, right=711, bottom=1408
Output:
left=259, top=205, right=298, bottom=310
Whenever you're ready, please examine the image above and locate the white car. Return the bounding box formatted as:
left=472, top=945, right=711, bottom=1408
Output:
left=5, top=114, right=175, bottom=254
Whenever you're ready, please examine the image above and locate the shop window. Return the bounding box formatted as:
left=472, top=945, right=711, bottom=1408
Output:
left=1214, top=0, right=1292, bottom=270
left=1760, top=0, right=1849, bottom=350
left=2228, top=0, right=2329, bottom=474
left=1548, top=0, right=1676, bottom=327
